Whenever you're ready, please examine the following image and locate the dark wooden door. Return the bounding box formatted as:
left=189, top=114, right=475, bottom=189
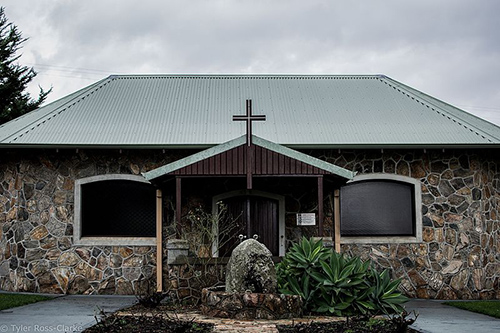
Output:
left=218, top=195, right=279, bottom=256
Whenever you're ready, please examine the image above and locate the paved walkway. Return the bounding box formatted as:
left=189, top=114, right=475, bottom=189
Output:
left=405, top=299, right=500, bottom=333
left=0, top=295, right=498, bottom=332
left=0, top=295, right=136, bottom=332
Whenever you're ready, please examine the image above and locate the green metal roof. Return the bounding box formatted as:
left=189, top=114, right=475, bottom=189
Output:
left=142, top=134, right=356, bottom=181
left=1, top=74, right=499, bottom=148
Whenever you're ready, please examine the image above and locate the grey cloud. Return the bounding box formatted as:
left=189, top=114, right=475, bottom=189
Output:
left=2, top=0, right=500, bottom=124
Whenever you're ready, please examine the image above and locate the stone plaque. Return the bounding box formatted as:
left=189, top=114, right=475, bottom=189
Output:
left=296, top=213, right=316, bottom=226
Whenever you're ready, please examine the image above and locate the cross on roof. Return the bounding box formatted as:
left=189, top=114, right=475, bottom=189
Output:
left=232, top=99, right=266, bottom=146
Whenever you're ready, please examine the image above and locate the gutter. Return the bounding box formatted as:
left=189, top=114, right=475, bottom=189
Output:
left=0, top=143, right=499, bottom=150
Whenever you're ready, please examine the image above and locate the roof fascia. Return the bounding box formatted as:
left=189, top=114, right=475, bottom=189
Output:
left=252, top=136, right=355, bottom=180
left=284, top=143, right=500, bottom=149
left=142, top=135, right=246, bottom=181
left=1, top=143, right=499, bottom=150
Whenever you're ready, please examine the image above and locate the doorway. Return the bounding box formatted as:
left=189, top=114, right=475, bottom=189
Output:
left=212, top=190, right=285, bottom=257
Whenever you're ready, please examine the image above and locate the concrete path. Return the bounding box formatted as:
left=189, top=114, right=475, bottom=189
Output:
left=0, top=295, right=137, bottom=332
left=406, top=299, right=500, bottom=333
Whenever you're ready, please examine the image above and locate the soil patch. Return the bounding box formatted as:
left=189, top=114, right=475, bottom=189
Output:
left=85, top=303, right=419, bottom=332
left=277, top=318, right=420, bottom=332
left=83, top=314, right=214, bottom=332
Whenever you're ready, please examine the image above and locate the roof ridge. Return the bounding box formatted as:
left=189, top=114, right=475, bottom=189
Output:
left=4, top=76, right=115, bottom=143
left=377, top=76, right=500, bottom=142
left=111, top=73, right=382, bottom=79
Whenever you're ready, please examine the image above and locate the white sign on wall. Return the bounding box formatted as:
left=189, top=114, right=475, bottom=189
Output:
left=296, top=213, right=316, bottom=226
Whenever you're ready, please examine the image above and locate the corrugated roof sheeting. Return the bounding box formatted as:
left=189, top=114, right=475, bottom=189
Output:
left=1, top=74, right=499, bottom=147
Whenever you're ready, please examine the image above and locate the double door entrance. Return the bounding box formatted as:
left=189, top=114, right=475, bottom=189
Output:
left=214, top=191, right=284, bottom=257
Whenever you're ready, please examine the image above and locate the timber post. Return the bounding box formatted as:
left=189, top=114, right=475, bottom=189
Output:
left=334, top=189, right=341, bottom=253
left=156, top=189, right=163, bottom=292
left=318, top=176, right=324, bottom=236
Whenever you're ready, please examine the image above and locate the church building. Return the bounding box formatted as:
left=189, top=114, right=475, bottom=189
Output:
left=0, top=74, right=498, bottom=300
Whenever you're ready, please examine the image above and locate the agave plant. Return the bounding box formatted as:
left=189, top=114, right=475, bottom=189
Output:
left=285, top=237, right=330, bottom=273
left=367, top=268, right=408, bottom=315
left=276, top=237, right=330, bottom=309
left=311, top=251, right=376, bottom=316
left=276, top=237, right=408, bottom=316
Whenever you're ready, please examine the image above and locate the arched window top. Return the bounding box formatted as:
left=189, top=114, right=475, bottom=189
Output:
left=348, top=173, right=421, bottom=188
left=76, top=174, right=151, bottom=186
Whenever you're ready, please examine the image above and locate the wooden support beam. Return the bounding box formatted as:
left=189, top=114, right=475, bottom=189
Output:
left=176, top=177, right=182, bottom=237
left=318, top=176, right=324, bottom=236
left=334, top=189, right=341, bottom=253
left=246, top=145, right=253, bottom=189
left=156, top=189, right=163, bottom=292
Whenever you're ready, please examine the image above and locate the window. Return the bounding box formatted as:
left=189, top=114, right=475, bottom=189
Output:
left=74, top=175, right=156, bottom=246
left=340, top=174, right=422, bottom=244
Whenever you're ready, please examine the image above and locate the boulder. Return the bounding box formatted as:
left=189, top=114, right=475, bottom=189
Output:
left=225, top=239, right=276, bottom=293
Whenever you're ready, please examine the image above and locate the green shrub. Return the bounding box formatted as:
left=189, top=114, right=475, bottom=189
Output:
left=367, top=268, right=407, bottom=315
left=311, top=250, right=375, bottom=316
left=276, top=237, right=330, bottom=310
left=276, top=237, right=408, bottom=316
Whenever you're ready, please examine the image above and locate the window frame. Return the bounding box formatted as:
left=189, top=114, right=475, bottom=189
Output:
left=340, top=173, right=423, bottom=244
left=74, top=174, right=156, bottom=246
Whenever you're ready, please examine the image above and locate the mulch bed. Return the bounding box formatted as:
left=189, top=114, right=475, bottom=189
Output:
left=84, top=302, right=419, bottom=332
left=277, top=318, right=419, bottom=332
left=83, top=314, right=214, bottom=332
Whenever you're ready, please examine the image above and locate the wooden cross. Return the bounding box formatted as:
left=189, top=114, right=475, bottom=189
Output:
left=232, top=99, right=266, bottom=146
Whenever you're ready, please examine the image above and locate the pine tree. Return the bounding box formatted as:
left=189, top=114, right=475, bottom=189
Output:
left=0, top=7, right=50, bottom=125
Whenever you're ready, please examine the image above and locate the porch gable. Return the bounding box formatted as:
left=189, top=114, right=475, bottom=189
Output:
left=143, top=135, right=355, bottom=181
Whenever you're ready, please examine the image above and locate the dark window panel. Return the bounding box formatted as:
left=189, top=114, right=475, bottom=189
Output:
left=81, top=180, right=156, bottom=237
left=340, top=180, right=415, bottom=236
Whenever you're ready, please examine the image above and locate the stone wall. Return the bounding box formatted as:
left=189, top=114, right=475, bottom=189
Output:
left=1, top=148, right=499, bottom=299
left=166, top=260, right=226, bottom=302
left=314, top=148, right=500, bottom=300
left=0, top=149, right=184, bottom=294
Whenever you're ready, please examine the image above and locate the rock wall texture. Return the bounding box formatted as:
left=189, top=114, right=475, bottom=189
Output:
left=0, top=149, right=182, bottom=294
left=0, top=148, right=499, bottom=299
left=315, top=148, right=500, bottom=300
left=201, top=287, right=303, bottom=319
left=167, top=261, right=226, bottom=302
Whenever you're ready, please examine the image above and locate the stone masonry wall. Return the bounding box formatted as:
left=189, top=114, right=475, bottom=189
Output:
left=0, top=148, right=499, bottom=299
left=313, top=148, right=500, bottom=300
left=0, top=149, right=187, bottom=294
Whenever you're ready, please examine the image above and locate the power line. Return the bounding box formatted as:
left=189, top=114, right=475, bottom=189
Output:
left=36, top=71, right=101, bottom=81
left=26, top=63, right=124, bottom=76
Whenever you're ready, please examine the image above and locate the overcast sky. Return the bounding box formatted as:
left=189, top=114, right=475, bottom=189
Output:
left=3, top=0, right=500, bottom=125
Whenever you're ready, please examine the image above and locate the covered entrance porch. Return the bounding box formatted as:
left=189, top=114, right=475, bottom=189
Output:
left=143, top=134, right=354, bottom=292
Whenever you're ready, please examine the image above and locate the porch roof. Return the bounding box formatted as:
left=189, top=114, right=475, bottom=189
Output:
left=142, top=135, right=355, bottom=182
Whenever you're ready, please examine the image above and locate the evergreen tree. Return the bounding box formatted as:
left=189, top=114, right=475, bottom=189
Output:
left=0, top=7, right=50, bottom=125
